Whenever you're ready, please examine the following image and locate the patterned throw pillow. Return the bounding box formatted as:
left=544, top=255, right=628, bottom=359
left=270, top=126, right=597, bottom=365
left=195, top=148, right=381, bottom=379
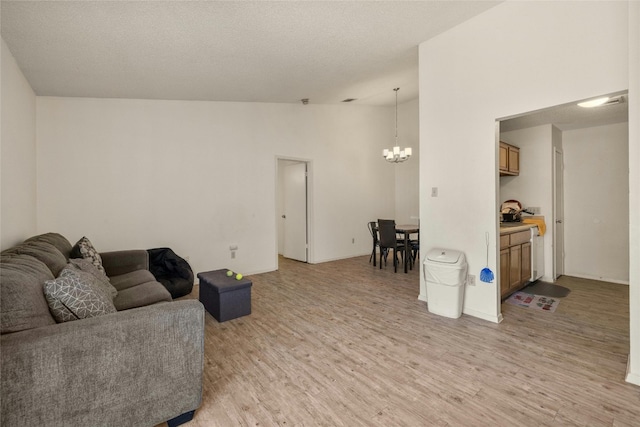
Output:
left=63, top=263, right=117, bottom=298
left=70, top=236, right=105, bottom=274
left=44, top=269, right=117, bottom=323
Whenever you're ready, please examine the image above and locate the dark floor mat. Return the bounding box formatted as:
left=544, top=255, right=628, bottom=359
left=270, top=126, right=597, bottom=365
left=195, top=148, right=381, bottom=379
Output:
left=523, top=281, right=571, bottom=298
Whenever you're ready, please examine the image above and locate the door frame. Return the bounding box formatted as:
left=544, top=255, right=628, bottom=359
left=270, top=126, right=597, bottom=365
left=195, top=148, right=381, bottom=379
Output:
left=275, top=156, right=314, bottom=268
left=553, top=147, right=564, bottom=279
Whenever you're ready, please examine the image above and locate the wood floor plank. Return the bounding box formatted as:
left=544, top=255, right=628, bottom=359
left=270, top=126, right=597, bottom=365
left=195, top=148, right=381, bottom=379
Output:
left=156, top=256, right=639, bottom=427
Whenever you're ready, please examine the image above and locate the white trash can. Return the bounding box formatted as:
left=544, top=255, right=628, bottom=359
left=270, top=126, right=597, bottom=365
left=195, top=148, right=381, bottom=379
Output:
left=423, top=248, right=468, bottom=319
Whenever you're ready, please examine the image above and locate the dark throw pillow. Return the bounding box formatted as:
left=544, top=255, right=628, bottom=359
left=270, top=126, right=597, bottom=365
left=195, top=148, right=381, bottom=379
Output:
left=70, top=236, right=105, bottom=274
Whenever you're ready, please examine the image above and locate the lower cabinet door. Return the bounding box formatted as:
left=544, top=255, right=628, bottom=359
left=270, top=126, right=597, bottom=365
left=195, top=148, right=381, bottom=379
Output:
left=521, top=242, right=531, bottom=284
left=500, top=248, right=510, bottom=297
left=509, top=245, right=522, bottom=290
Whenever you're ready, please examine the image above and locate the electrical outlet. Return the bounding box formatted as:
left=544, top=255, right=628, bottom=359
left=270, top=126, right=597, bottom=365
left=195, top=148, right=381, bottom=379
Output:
left=528, top=206, right=541, bottom=214
left=231, top=251, right=236, bottom=259
left=352, top=238, right=355, bottom=244
left=431, top=187, right=438, bottom=197
left=467, top=274, right=476, bottom=286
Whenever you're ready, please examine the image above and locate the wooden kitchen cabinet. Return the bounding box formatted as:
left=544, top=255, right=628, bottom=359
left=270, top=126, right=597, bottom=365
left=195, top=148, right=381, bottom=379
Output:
left=521, top=242, right=531, bottom=284
left=500, top=229, right=532, bottom=299
left=499, top=142, right=520, bottom=176
left=499, top=234, right=511, bottom=298
left=500, top=248, right=510, bottom=297
left=509, top=245, right=522, bottom=290
left=499, top=143, right=508, bottom=171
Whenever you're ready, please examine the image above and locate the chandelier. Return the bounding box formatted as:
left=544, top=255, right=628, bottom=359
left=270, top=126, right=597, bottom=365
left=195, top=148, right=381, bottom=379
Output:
left=382, top=87, right=412, bottom=163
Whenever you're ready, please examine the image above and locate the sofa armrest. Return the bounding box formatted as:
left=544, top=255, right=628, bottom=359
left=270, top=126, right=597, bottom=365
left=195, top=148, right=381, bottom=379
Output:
left=1, top=300, right=204, bottom=427
left=100, top=249, right=149, bottom=276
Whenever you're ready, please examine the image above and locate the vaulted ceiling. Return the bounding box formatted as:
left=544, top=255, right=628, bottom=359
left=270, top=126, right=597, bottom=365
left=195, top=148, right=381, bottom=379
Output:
left=1, top=1, right=502, bottom=106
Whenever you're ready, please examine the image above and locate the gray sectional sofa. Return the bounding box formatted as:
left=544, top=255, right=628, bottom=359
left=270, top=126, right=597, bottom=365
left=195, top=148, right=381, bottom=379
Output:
left=0, top=233, right=204, bottom=427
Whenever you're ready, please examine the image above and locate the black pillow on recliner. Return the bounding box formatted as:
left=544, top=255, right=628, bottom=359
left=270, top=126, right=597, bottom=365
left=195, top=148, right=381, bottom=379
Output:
left=147, top=248, right=194, bottom=299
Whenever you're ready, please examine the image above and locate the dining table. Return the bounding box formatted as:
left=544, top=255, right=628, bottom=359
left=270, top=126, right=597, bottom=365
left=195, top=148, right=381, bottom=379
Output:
left=395, top=224, right=419, bottom=273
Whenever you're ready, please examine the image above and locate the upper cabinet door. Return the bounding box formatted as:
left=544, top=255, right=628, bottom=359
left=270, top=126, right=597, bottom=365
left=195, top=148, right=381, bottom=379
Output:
left=499, top=142, right=519, bottom=176
left=499, top=143, right=509, bottom=171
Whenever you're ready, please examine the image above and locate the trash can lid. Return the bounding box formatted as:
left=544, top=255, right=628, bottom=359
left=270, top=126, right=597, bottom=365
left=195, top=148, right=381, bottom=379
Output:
left=425, top=248, right=464, bottom=264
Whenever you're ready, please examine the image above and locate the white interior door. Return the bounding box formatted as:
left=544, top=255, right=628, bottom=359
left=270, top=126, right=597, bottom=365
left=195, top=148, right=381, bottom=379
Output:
left=283, top=162, right=307, bottom=262
left=554, top=148, right=565, bottom=278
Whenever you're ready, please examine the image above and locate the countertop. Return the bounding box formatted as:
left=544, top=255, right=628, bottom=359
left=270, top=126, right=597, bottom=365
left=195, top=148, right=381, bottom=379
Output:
left=499, top=223, right=536, bottom=234
left=499, top=215, right=545, bottom=235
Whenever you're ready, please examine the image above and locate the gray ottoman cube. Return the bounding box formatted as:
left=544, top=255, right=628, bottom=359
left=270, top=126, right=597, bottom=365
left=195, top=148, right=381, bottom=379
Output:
left=197, top=269, right=252, bottom=322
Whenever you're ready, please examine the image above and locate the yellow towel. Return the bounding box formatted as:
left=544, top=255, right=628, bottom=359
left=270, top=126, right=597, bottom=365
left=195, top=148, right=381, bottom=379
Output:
left=522, top=217, right=546, bottom=236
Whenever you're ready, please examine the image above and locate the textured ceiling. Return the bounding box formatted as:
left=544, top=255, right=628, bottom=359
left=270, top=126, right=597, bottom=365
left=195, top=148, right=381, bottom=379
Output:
left=1, top=0, right=501, bottom=106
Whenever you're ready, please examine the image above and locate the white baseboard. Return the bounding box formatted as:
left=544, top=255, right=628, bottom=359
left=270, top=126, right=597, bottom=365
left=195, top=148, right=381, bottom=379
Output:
left=563, top=272, right=629, bottom=285
left=418, top=295, right=502, bottom=323
left=247, top=267, right=279, bottom=275
left=311, top=252, right=371, bottom=264
left=462, top=307, right=503, bottom=323
left=626, top=357, right=640, bottom=386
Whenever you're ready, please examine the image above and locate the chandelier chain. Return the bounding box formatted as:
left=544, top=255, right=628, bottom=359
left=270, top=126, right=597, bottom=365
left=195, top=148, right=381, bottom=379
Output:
left=394, top=88, right=399, bottom=140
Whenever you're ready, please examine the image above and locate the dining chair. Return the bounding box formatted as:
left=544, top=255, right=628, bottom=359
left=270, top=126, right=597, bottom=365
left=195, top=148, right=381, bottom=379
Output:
left=367, top=221, right=381, bottom=267
left=410, top=231, right=420, bottom=267
left=377, top=219, right=406, bottom=273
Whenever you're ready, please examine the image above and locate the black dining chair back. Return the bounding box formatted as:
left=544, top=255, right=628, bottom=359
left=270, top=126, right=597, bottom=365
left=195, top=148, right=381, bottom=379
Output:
left=367, top=221, right=380, bottom=266
left=377, top=219, right=405, bottom=273
left=410, top=231, right=420, bottom=267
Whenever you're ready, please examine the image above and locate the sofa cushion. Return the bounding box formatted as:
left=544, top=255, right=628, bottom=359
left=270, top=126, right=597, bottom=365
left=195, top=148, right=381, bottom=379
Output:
left=113, top=281, right=172, bottom=311
left=109, top=269, right=157, bottom=292
left=12, top=241, right=67, bottom=277
left=0, top=253, right=56, bottom=284
left=1, top=256, right=56, bottom=333
left=44, top=269, right=117, bottom=323
left=24, top=233, right=73, bottom=259
left=70, top=236, right=105, bottom=274
left=67, top=258, right=117, bottom=298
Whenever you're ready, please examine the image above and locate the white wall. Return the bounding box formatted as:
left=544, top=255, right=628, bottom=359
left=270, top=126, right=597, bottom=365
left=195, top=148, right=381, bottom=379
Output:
left=419, top=0, right=638, bottom=385
left=394, top=98, right=420, bottom=225
left=36, top=97, right=396, bottom=275
left=1, top=38, right=37, bottom=249
left=500, top=125, right=555, bottom=282
left=563, top=123, right=629, bottom=284
left=419, top=1, right=630, bottom=321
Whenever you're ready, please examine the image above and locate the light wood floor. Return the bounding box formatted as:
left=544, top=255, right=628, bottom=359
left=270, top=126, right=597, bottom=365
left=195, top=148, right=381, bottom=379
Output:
left=159, top=256, right=639, bottom=426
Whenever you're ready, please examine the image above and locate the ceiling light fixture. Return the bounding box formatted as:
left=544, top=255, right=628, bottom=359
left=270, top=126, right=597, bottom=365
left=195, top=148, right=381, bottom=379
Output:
left=382, top=88, right=412, bottom=163
left=578, top=97, right=610, bottom=108
left=577, top=96, right=624, bottom=108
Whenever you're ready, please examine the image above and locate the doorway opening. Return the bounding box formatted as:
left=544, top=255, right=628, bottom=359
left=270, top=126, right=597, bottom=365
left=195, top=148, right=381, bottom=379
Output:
left=496, top=90, right=629, bottom=309
left=276, top=158, right=311, bottom=268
